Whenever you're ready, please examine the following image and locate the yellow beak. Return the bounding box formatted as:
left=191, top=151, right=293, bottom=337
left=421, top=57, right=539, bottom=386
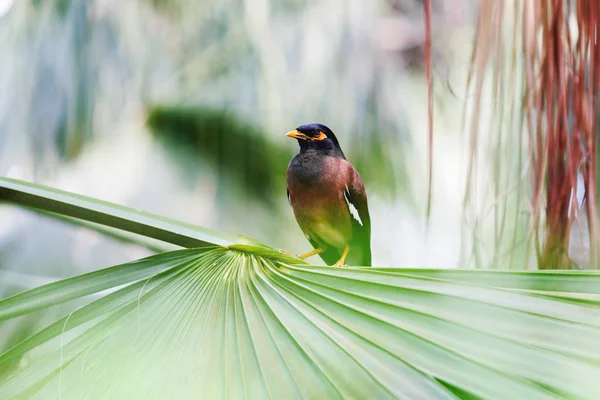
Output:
left=286, top=130, right=310, bottom=140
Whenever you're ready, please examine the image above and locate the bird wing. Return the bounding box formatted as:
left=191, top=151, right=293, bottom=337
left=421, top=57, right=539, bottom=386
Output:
left=343, top=166, right=372, bottom=266
left=343, top=167, right=371, bottom=230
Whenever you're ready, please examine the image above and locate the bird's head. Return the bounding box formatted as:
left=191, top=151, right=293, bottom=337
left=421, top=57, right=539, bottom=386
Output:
left=286, top=123, right=344, bottom=157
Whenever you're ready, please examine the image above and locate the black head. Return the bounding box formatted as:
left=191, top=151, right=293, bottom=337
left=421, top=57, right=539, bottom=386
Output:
left=285, top=123, right=345, bottom=157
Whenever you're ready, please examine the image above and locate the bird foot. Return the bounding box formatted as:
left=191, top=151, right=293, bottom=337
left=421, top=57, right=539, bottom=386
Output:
left=297, top=248, right=324, bottom=260
left=332, top=245, right=350, bottom=268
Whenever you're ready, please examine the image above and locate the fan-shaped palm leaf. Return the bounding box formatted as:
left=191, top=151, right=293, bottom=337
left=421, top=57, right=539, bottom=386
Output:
left=1, top=178, right=600, bottom=399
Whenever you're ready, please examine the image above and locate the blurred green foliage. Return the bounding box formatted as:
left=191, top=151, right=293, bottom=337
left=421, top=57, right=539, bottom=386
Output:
left=148, top=106, right=289, bottom=206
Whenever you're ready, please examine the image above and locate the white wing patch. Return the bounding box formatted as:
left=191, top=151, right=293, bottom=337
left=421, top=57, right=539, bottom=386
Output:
left=344, top=185, right=363, bottom=226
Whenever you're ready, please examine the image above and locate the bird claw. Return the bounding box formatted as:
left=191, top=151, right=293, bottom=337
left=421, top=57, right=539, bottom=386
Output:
left=278, top=249, right=292, bottom=255
left=332, top=245, right=350, bottom=267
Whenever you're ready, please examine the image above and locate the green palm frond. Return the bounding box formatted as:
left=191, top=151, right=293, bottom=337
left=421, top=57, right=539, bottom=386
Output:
left=1, top=247, right=599, bottom=399
left=1, top=178, right=600, bottom=399
left=0, top=177, right=255, bottom=248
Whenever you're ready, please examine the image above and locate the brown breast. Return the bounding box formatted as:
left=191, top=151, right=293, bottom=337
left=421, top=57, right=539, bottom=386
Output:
left=287, top=156, right=353, bottom=248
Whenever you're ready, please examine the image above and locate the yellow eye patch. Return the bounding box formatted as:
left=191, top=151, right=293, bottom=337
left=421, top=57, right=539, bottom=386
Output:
left=313, top=131, right=327, bottom=141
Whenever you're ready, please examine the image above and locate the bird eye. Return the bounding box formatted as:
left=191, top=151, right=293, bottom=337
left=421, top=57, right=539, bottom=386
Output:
left=313, top=131, right=327, bottom=141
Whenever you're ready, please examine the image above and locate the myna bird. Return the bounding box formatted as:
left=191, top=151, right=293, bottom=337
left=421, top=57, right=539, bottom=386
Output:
left=286, top=123, right=371, bottom=267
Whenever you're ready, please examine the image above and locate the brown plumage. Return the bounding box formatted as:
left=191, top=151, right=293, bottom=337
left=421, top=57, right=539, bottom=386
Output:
left=285, top=123, right=371, bottom=266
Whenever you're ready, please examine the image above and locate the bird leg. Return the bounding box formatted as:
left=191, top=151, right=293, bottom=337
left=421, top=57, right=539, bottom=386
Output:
left=297, top=248, right=324, bottom=260
left=333, top=245, right=350, bottom=267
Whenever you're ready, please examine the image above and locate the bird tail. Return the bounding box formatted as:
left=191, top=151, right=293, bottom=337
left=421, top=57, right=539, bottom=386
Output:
left=346, top=242, right=371, bottom=267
